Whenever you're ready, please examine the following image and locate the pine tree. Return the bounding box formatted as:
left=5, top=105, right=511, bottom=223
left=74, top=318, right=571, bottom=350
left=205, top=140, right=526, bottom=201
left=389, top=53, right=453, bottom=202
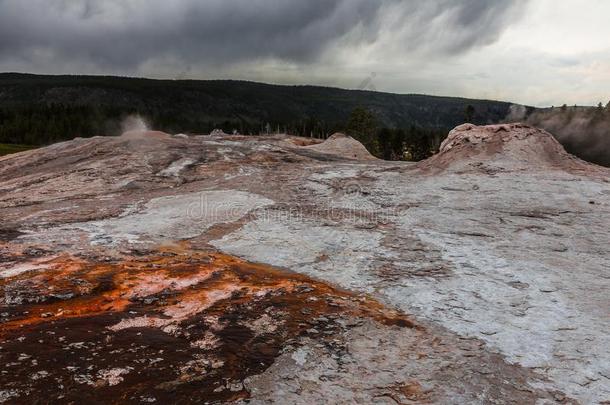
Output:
left=465, top=105, right=475, bottom=123
left=377, top=128, right=392, bottom=160
left=346, top=107, right=379, bottom=156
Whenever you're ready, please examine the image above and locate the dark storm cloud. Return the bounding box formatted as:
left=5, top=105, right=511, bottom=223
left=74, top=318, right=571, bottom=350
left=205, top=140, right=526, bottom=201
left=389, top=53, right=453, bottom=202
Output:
left=0, top=0, right=528, bottom=72
left=431, top=0, right=529, bottom=53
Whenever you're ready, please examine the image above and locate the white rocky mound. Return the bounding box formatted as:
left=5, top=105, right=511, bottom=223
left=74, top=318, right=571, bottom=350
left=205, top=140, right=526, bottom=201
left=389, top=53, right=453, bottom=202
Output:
left=305, top=132, right=377, bottom=161
left=419, top=123, right=601, bottom=174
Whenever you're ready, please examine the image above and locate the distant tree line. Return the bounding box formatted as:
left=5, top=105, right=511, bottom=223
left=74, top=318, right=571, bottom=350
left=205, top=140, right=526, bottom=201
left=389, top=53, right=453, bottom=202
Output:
left=344, top=107, right=448, bottom=160
left=0, top=74, right=523, bottom=160
left=0, top=104, right=336, bottom=143
left=0, top=105, right=124, bottom=145
left=0, top=104, right=266, bottom=144
left=0, top=104, right=448, bottom=161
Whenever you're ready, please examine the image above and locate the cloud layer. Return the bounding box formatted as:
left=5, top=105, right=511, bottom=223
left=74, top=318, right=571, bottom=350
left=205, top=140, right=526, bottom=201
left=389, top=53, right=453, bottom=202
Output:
left=0, top=1, right=525, bottom=70
left=1, top=0, right=608, bottom=106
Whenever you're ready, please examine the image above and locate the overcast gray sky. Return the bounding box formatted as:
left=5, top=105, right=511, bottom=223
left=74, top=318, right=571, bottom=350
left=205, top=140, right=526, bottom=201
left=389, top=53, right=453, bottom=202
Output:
left=1, top=0, right=608, bottom=107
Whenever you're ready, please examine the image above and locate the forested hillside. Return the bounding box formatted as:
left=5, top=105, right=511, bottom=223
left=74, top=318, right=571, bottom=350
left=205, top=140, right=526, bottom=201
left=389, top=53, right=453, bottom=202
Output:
left=0, top=73, right=515, bottom=160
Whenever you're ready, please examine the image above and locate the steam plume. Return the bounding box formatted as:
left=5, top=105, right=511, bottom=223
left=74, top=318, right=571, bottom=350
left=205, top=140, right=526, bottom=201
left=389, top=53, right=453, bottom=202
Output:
left=506, top=104, right=610, bottom=167
left=121, top=115, right=149, bottom=134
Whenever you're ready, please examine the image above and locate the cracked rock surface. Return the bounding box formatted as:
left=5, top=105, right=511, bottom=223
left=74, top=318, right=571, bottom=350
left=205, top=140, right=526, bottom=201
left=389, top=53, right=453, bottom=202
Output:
left=0, top=125, right=608, bottom=404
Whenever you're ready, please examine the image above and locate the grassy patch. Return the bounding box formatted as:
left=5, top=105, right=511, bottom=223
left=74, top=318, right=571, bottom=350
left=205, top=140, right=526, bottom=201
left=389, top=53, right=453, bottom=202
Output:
left=0, top=143, right=36, bottom=156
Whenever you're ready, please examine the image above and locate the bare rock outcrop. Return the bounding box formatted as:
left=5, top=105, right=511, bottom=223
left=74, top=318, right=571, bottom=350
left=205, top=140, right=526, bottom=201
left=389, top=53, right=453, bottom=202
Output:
left=419, top=123, right=606, bottom=174
left=304, top=132, right=377, bottom=161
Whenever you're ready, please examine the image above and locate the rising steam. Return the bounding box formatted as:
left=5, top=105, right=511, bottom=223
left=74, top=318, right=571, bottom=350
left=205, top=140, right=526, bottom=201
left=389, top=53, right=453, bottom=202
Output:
left=121, top=115, right=149, bottom=134
left=506, top=104, right=610, bottom=167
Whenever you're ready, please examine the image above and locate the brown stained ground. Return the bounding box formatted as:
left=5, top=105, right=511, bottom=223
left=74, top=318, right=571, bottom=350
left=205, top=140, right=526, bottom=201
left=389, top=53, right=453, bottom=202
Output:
left=1, top=129, right=604, bottom=403
left=0, top=245, right=414, bottom=404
